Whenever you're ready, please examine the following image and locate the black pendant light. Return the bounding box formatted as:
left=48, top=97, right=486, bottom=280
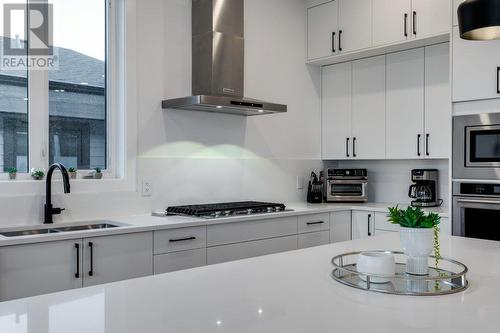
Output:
left=458, top=0, right=500, bottom=40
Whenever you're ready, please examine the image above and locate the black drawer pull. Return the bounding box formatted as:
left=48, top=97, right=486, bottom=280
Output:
left=306, top=221, right=325, bottom=225
left=74, top=243, right=80, bottom=278
left=169, top=236, right=197, bottom=243
left=404, top=13, right=408, bottom=37
left=338, top=30, right=343, bottom=51
left=497, top=66, right=500, bottom=94
left=331, top=31, right=336, bottom=53
left=413, top=11, right=417, bottom=35
left=426, top=134, right=430, bottom=156
left=88, top=242, right=94, bottom=277
left=346, top=137, right=350, bottom=157
left=367, top=214, right=372, bottom=236
left=417, top=134, right=421, bottom=156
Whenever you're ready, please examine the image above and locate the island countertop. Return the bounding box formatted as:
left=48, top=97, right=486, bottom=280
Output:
left=0, top=233, right=498, bottom=333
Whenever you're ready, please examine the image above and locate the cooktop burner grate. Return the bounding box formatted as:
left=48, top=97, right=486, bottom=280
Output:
left=166, top=201, right=287, bottom=218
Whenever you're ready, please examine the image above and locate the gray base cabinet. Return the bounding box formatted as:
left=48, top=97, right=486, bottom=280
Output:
left=0, top=239, right=83, bottom=301
left=83, top=232, right=153, bottom=287
left=330, top=211, right=352, bottom=243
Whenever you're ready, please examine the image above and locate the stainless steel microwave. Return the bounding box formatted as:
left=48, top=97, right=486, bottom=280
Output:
left=453, top=113, right=500, bottom=180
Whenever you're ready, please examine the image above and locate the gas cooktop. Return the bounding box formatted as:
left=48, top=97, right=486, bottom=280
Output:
left=166, top=201, right=289, bottom=219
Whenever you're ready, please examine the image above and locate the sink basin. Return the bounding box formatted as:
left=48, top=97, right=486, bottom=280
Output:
left=0, top=228, right=61, bottom=237
left=54, top=223, right=120, bottom=232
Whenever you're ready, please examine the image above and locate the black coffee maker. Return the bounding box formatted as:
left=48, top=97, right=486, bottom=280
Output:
left=408, top=169, right=441, bottom=207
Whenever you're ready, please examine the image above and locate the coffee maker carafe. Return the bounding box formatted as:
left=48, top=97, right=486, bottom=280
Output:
left=408, top=169, right=441, bottom=207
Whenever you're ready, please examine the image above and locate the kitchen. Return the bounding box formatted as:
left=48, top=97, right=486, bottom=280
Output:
left=0, top=0, right=500, bottom=331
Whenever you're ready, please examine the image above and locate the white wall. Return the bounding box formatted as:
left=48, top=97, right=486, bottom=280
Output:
left=0, top=0, right=323, bottom=226
left=332, top=159, right=450, bottom=207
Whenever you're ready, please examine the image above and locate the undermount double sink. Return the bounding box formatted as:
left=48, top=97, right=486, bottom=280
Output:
left=0, top=222, right=122, bottom=237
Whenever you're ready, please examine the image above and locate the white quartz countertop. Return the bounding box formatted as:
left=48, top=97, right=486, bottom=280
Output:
left=0, top=202, right=449, bottom=247
left=0, top=233, right=498, bottom=333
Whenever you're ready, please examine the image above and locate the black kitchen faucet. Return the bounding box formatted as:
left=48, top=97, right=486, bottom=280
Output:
left=44, top=163, right=71, bottom=224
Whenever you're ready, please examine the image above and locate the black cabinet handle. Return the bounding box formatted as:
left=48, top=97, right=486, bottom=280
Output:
left=426, top=134, right=430, bottom=156
left=306, top=221, right=325, bottom=225
left=353, top=137, right=357, bottom=157
left=331, top=32, right=336, bottom=53
left=497, top=67, right=500, bottom=94
left=404, top=13, right=408, bottom=37
left=88, top=242, right=94, bottom=277
left=74, top=243, right=80, bottom=279
left=169, top=236, right=196, bottom=243
left=417, top=134, right=421, bottom=156
left=338, top=30, right=343, bottom=51
left=413, top=11, right=417, bottom=36
left=346, top=137, right=350, bottom=157
left=367, top=214, right=372, bottom=236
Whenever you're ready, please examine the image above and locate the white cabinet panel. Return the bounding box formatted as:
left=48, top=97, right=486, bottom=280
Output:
left=307, top=1, right=338, bottom=60
left=0, top=240, right=82, bottom=301
left=154, top=226, right=206, bottom=254
left=411, top=0, right=451, bottom=39
left=424, top=43, right=450, bottom=159
left=298, top=230, right=330, bottom=249
left=154, top=248, right=206, bottom=274
left=338, top=0, right=372, bottom=53
left=374, top=211, right=400, bottom=232
left=351, top=55, right=386, bottom=159
left=330, top=211, right=352, bottom=242
left=207, top=235, right=298, bottom=265
left=351, top=210, right=375, bottom=239
left=372, top=0, right=411, bottom=46
left=83, top=232, right=153, bottom=287
left=439, top=217, right=451, bottom=236
left=386, top=47, right=425, bottom=159
left=374, top=229, right=397, bottom=236
left=207, top=217, right=298, bottom=246
left=452, top=0, right=463, bottom=26
left=298, top=213, right=330, bottom=233
left=452, top=26, right=500, bottom=102
left=322, top=62, right=352, bottom=159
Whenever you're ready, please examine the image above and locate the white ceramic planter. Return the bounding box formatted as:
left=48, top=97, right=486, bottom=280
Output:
left=400, top=227, right=434, bottom=275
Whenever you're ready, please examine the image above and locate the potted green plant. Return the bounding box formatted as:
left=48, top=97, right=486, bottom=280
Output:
left=93, top=167, right=102, bottom=179
left=68, top=167, right=77, bottom=179
left=388, top=206, right=441, bottom=275
left=31, top=168, right=45, bottom=180
left=6, top=167, right=17, bottom=180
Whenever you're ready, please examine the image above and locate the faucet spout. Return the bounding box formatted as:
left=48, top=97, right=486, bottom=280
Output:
left=44, top=163, right=71, bottom=224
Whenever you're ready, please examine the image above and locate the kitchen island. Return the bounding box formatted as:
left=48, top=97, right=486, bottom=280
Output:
left=0, top=233, right=498, bottom=333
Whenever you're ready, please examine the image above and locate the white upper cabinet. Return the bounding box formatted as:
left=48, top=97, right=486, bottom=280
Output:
left=351, top=55, right=386, bottom=159
left=307, top=1, right=338, bottom=60
left=411, top=0, right=451, bottom=39
left=338, top=0, right=372, bottom=53
left=452, top=26, right=500, bottom=102
left=386, top=48, right=425, bottom=159
left=322, top=62, right=352, bottom=159
left=372, top=0, right=411, bottom=46
left=424, top=43, right=450, bottom=159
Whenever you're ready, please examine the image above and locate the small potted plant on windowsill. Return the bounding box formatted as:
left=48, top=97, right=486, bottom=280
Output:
left=68, top=167, right=77, bottom=179
left=93, top=167, right=103, bottom=179
left=388, top=206, right=441, bottom=276
left=6, top=167, right=17, bottom=180
left=31, top=168, right=45, bottom=180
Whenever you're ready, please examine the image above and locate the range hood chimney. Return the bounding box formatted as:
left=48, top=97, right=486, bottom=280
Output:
left=162, top=0, right=287, bottom=116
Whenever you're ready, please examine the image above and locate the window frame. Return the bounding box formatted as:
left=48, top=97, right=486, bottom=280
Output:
left=0, top=0, right=137, bottom=195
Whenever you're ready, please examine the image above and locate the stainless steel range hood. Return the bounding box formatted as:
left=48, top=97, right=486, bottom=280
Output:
left=161, top=0, right=287, bottom=116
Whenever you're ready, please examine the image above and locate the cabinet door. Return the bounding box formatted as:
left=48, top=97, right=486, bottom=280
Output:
left=372, top=0, right=411, bottom=46
left=351, top=55, right=386, bottom=159
left=439, top=217, right=451, bottom=236
left=322, top=62, right=352, bottom=159
left=307, top=1, right=338, bottom=60
left=452, top=26, right=500, bottom=102
left=351, top=210, right=375, bottom=239
left=386, top=47, right=425, bottom=159
left=411, top=0, right=451, bottom=39
left=338, top=0, right=372, bottom=53
left=154, top=249, right=206, bottom=274
left=0, top=240, right=82, bottom=301
left=330, top=211, right=352, bottom=242
left=298, top=230, right=330, bottom=249
left=424, top=43, right=451, bottom=159
left=374, top=211, right=400, bottom=232
left=83, top=232, right=153, bottom=287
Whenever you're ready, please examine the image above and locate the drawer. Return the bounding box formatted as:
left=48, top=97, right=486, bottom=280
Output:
left=154, top=226, right=207, bottom=255
left=207, top=235, right=298, bottom=265
left=374, top=212, right=400, bottom=232
left=298, top=213, right=330, bottom=233
left=154, top=248, right=207, bottom=274
left=298, top=230, right=330, bottom=249
left=207, top=217, right=298, bottom=246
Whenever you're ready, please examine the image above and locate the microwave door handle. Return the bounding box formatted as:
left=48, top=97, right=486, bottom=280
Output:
left=408, top=185, right=415, bottom=198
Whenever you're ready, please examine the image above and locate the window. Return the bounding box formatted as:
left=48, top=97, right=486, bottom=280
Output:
left=0, top=0, right=109, bottom=175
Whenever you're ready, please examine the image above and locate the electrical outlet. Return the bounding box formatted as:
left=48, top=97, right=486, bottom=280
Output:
left=142, top=179, right=153, bottom=197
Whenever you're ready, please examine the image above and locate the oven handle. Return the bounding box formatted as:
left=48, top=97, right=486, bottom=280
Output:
left=329, top=179, right=368, bottom=184
left=456, top=198, right=500, bottom=205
